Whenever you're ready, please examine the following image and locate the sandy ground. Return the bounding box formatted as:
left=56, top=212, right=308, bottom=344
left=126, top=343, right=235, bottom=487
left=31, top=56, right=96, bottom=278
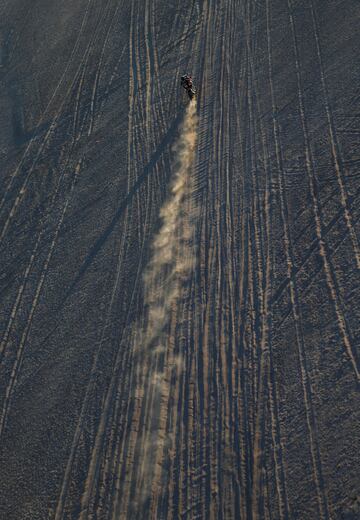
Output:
left=0, top=0, right=359, bottom=518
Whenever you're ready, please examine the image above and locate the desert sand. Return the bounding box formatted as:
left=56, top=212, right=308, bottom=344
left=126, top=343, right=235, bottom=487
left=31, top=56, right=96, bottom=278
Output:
left=0, top=1, right=359, bottom=518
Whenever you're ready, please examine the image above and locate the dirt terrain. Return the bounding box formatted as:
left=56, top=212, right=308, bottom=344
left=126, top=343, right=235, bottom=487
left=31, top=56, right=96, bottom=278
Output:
left=0, top=0, right=359, bottom=519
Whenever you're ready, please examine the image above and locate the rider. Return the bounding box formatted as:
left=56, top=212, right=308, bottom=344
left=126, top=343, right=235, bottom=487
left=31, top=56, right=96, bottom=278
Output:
left=181, top=74, right=193, bottom=90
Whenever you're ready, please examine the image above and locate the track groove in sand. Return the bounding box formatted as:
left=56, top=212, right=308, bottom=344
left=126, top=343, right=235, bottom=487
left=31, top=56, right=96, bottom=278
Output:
left=0, top=0, right=359, bottom=519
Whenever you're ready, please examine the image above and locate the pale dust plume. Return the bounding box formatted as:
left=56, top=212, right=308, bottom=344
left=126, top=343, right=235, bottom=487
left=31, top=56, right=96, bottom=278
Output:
left=143, top=99, right=198, bottom=347
left=131, top=100, right=199, bottom=510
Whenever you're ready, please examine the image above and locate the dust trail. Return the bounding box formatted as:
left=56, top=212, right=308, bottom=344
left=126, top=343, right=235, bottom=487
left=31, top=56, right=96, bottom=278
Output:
left=130, top=100, right=198, bottom=512
left=143, top=99, right=198, bottom=347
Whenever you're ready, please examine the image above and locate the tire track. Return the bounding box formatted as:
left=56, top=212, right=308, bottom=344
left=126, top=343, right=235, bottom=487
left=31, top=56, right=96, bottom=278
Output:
left=100, top=3, right=186, bottom=513
left=309, top=0, right=360, bottom=271
left=129, top=100, right=198, bottom=517
left=0, top=2, right=124, bottom=441
left=0, top=158, right=83, bottom=440
left=267, top=2, right=329, bottom=519
left=285, top=4, right=330, bottom=514
left=0, top=0, right=94, bottom=218
left=0, top=0, right=110, bottom=246
left=256, top=66, right=290, bottom=520
left=0, top=0, right=93, bottom=224
left=75, top=7, right=200, bottom=514
left=54, top=5, right=138, bottom=516
left=288, top=0, right=359, bottom=385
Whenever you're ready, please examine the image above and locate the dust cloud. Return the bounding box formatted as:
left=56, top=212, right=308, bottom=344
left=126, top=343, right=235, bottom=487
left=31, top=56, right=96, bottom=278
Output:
left=132, top=100, right=199, bottom=507
left=143, top=100, right=198, bottom=348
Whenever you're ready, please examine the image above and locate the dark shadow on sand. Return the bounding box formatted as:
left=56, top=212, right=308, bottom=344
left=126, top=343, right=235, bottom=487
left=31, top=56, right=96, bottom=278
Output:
left=64, top=108, right=185, bottom=302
